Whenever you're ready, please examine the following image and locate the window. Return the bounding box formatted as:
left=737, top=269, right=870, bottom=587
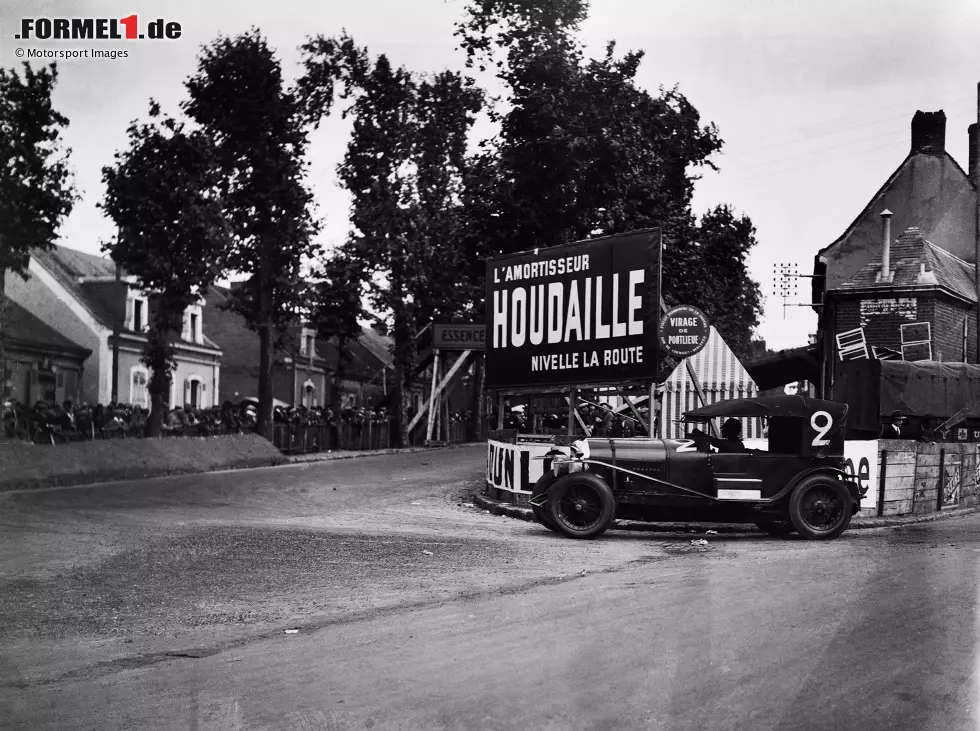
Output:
left=134, top=300, right=144, bottom=331
left=131, top=368, right=149, bottom=409
left=299, top=329, right=314, bottom=356
left=185, top=377, right=205, bottom=409
left=182, top=306, right=204, bottom=344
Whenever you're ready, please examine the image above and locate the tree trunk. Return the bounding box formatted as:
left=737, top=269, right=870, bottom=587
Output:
left=394, top=358, right=407, bottom=448
left=145, top=386, right=166, bottom=438
left=0, top=268, right=7, bottom=402
left=257, top=320, right=274, bottom=441
left=144, top=354, right=169, bottom=438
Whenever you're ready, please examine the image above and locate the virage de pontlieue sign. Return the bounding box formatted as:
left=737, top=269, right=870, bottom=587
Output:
left=659, top=304, right=709, bottom=359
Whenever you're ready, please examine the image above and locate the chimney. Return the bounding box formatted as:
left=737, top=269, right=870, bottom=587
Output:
left=910, top=110, right=946, bottom=155
left=877, top=209, right=893, bottom=283
left=970, top=122, right=978, bottom=178
left=917, top=262, right=938, bottom=285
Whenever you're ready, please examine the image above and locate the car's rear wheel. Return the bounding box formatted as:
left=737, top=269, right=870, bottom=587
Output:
left=530, top=472, right=559, bottom=532
left=754, top=519, right=795, bottom=536
left=547, top=473, right=615, bottom=539
left=788, top=475, right=852, bottom=540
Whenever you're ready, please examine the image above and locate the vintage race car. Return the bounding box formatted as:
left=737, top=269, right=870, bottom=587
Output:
left=528, top=395, right=865, bottom=540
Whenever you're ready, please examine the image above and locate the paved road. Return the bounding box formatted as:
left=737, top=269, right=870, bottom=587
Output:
left=2, top=447, right=979, bottom=730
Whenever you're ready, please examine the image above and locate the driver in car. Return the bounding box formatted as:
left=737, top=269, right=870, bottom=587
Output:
left=690, top=418, right=747, bottom=453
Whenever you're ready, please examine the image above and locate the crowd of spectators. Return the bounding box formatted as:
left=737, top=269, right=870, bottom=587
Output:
left=1, top=397, right=394, bottom=445
left=491, top=401, right=651, bottom=437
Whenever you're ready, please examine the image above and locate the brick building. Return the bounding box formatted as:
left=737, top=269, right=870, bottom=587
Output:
left=807, top=107, right=979, bottom=396
left=826, top=224, right=977, bottom=383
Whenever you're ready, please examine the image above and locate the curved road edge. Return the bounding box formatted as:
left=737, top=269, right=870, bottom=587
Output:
left=473, top=491, right=980, bottom=533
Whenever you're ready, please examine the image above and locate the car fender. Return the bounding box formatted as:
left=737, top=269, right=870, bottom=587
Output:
left=767, top=466, right=861, bottom=506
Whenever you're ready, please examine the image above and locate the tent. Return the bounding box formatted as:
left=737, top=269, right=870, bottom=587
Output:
left=660, top=326, right=762, bottom=439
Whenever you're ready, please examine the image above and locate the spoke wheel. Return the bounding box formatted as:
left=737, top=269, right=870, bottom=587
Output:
left=788, top=475, right=852, bottom=540
left=547, top=473, right=615, bottom=540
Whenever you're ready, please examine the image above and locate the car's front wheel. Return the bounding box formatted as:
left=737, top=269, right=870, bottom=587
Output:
left=530, top=472, right=559, bottom=532
left=547, top=473, right=615, bottom=539
left=788, top=475, right=852, bottom=540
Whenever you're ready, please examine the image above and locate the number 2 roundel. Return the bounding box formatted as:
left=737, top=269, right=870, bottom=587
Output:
left=810, top=411, right=833, bottom=446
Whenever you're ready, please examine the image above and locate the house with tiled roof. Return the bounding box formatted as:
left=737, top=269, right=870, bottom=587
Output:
left=821, top=223, right=977, bottom=395
left=813, top=110, right=977, bottom=296
left=204, top=285, right=396, bottom=409
left=788, top=107, right=980, bottom=397
left=1, top=299, right=91, bottom=404
left=3, top=244, right=222, bottom=407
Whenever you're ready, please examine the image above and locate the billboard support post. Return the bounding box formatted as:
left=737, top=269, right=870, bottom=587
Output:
left=425, top=349, right=441, bottom=443
left=649, top=382, right=657, bottom=436
left=618, top=389, right=649, bottom=435
left=567, top=386, right=578, bottom=435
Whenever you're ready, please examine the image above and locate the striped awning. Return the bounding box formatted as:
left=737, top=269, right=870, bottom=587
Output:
left=661, top=327, right=762, bottom=439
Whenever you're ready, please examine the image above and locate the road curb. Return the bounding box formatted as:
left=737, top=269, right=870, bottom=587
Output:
left=472, top=493, right=980, bottom=533
left=285, top=443, right=482, bottom=464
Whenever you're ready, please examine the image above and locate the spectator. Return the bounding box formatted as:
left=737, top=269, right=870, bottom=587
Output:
left=880, top=411, right=905, bottom=439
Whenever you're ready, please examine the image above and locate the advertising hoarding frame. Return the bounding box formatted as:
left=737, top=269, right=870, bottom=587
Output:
left=485, top=228, right=663, bottom=393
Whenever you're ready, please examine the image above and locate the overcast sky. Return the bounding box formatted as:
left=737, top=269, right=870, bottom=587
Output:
left=2, top=0, right=979, bottom=351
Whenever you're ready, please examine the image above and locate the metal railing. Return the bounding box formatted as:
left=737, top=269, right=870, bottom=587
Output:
left=5, top=413, right=480, bottom=454
left=272, top=420, right=394, bottom=454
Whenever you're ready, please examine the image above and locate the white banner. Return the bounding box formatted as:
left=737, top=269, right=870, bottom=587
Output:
left=843, top=440, right=879, bottom=513
left=486, top=441, right=552, bottom=493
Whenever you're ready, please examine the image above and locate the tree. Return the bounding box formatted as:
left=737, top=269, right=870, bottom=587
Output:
left=680, top=205, right=764, bottom=359
left=300, top=35, right=483, bottom=446
left=308, top=251, right=365, bottom=435
left=456, top=1, right=762, bottom=350
left=0, top=62, right=76, bottom=398
left=183, top=30, right=321, bottom=441
left=456, top=1, right=721, bottom=249
left=100, top=102, right=231, bottom=436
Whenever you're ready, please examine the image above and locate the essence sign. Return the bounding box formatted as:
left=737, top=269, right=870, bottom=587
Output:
left=485, top=229, right=662, bottom=390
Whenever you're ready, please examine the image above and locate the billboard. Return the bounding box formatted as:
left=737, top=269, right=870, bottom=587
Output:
left=485, top=228, right=662, bottom=390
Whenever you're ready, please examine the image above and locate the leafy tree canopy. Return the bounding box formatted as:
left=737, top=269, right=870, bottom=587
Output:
left=100, top=101, right=232, bottom=434
left=0, top=62, right=76, bottom=278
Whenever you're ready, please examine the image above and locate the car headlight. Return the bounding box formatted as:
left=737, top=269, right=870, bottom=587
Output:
left=570, top=438, right=590, bottom=460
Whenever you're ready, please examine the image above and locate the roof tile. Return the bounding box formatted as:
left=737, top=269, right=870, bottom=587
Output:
left=839, top=226, right=976, bottom=302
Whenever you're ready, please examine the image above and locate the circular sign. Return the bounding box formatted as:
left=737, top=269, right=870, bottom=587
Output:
left=659, top=305, right=710, bottom=358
